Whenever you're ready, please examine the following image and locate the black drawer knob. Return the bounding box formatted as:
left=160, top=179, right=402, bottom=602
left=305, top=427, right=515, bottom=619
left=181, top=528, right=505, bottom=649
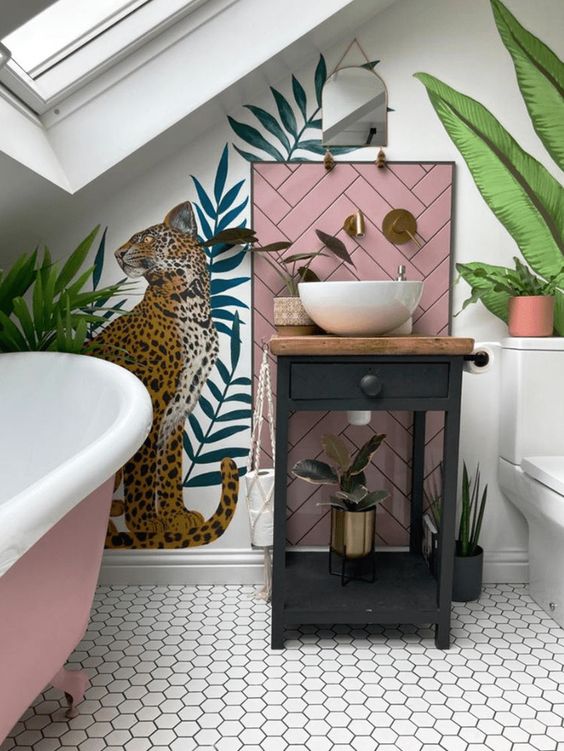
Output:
left=360, top=374, right=382, bottom=397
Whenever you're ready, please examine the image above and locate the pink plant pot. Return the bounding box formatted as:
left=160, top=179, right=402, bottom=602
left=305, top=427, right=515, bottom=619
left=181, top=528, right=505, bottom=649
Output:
left=508, top=295, right=554, bottom=337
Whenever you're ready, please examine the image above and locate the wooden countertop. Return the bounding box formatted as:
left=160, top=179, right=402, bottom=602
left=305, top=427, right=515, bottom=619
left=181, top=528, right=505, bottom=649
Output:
left=269, top=335, right=475, bottom=356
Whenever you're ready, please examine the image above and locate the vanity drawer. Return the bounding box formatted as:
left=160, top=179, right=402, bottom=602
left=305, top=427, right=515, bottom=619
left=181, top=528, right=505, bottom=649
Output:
left=290, top=362, right=449, bottom=401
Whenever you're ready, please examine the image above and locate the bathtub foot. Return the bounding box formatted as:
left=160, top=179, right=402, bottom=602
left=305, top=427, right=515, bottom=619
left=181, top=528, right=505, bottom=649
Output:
left=64, top=692, right=79, bottom=718
left=51, top=668, right=89, bottom=718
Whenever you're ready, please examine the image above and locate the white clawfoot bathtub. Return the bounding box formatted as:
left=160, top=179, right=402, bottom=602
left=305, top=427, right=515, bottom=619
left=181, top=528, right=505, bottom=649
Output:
left=0, top=353, right=152, bottom=742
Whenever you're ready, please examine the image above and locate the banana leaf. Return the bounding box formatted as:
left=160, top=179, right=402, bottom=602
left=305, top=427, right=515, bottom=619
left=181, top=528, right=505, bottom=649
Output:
left=414, top=73, right=564, bottom=285
left=491, top=0, right=564, bottom=171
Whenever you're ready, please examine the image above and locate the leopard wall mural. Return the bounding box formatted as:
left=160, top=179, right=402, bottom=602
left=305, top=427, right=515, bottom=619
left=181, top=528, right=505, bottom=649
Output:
left=93, top=201, right=239, bottom=549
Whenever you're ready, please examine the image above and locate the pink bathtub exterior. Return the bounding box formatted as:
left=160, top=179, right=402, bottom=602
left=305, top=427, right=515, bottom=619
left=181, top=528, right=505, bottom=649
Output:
left=0, top=477, right=114, bottom=742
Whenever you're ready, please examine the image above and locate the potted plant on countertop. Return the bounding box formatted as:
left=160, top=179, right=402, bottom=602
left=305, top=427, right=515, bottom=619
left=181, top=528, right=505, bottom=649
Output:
left=292, top=433, right=389, bottom=584
left=202, top=227, right=354, bottom=335
left=457, top=256, right=563, bottom=337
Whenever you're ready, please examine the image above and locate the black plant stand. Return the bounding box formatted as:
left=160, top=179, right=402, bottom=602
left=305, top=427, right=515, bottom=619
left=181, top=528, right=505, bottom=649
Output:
left=269, top=336, right=473, bottom=651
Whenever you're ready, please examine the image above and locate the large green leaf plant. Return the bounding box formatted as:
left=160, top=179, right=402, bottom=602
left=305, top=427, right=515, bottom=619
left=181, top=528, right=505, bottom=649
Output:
left=415, top=0, right=564, bottom=334
left=0, top=228, right=131, bottom=354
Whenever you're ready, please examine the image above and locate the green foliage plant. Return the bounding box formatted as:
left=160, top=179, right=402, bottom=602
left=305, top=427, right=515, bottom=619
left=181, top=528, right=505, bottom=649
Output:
left=458, top=257, right=563, bottom=314
left=0, top=228, right=131, bottom=354
left=458, top=463, right=488, bottom=557
left=202, top=227, right=354, bottom=297
left=415, top=0, right=564, bottom=335
left=292, top=432, right=389, bottom=512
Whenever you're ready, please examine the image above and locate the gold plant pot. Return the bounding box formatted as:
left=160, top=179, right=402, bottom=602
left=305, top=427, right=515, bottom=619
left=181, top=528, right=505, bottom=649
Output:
left=330, top=506, right=376, bottom=560
left=273, top=296, right=317, bottom=336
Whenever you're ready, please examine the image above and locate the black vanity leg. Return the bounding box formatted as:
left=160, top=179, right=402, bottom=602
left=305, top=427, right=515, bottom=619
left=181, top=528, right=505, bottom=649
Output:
left=410, top=411, right=426, bottom=555
left=436, top=362, right=463, bottom=649
left=271, top=357, right=290, bottom=650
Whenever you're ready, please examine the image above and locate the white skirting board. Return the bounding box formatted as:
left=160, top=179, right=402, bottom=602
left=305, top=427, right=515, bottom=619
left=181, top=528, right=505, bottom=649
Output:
left=483, top=549, right=528, bottom=584
left=99, top=548, right=266, bottom=586
left=99, top=546, right=529, bottom=586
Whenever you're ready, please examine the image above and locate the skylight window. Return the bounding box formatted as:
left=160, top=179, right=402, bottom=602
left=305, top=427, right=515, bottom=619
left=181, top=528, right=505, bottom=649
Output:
left=3, top=0, right=149, bottom=78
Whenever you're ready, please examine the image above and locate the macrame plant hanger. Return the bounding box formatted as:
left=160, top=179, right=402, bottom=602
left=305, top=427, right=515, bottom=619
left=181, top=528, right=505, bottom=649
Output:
left=324, top=37, right=387, bottom=171
left=245, top=343, right=276, bottom=601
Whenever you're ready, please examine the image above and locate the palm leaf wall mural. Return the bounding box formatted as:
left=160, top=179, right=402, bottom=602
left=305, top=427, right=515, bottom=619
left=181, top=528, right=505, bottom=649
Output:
left=183, top=144, right=252, bottom=487
left=228, top=54, right=360, bottom=161
left=415, top=0, right=564, bottom=335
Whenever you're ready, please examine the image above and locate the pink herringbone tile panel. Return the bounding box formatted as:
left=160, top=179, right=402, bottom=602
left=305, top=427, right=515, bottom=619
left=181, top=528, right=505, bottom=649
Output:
left=252, top=162, right=454, bottom=546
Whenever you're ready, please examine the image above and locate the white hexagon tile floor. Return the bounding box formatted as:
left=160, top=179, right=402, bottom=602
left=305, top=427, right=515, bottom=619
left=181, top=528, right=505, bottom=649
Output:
left=2, top=583, right=564, bottom=751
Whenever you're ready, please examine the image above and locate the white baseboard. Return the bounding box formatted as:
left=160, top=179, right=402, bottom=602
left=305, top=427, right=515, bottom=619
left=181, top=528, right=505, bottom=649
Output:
left=483, top=549, right=528, bottom=583
left=99, top=548, right=266, bottom=585
left=99, top=546, right=530, bottom=586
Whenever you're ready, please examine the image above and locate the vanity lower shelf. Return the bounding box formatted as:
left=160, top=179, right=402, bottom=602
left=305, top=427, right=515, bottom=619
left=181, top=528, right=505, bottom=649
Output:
left=283, top=551, right=439, bottom=626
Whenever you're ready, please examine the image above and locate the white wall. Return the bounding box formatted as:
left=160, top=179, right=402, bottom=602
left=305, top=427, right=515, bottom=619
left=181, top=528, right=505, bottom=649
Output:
left=362, top=0, right=562, bottom=581
left=1, top=0, right=562, bottom=582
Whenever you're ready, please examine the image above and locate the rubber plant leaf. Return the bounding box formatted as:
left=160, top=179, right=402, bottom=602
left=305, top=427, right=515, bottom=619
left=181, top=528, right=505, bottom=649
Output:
left=356, top=490, right=389, bottom=511
left=321, top=434, right=351, bottom=473
left=414, top=73, right=564, bottom=283
left=491, top=0, right=564, bottom=171
left=349, top=433, right=386, bottom=476
left=292, top=459, right=338, bottom=485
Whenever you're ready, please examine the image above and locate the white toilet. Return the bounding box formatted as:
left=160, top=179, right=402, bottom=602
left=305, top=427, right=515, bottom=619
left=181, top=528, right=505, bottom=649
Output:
left=497, top=337, right=564, bottom=627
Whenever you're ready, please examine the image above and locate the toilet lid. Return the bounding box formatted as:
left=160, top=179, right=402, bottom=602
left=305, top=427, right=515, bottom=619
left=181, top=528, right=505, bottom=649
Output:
left=522, top=456, right=564, bottom=497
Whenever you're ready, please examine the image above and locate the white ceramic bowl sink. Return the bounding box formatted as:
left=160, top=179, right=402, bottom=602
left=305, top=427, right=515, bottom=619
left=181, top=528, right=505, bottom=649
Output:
left=298, top=280, right=424, bottom=336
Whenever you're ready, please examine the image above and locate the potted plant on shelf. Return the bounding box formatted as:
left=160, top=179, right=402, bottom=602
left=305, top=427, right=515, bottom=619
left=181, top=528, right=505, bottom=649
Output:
left=292, top=433, right=389, bottom=584
left=458, top=256, right=563, bottom=337
left=202, top=227, right=354, bottom=335
left=453, top=463, right=488, bottom=602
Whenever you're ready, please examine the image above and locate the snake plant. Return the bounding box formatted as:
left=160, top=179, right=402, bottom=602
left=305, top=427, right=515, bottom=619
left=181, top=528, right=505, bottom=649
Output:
left=0, top=227, right=131, bottom=354
left=458, top=463, right=488, bottom=557
left=415, top=0, right=564, bottom=335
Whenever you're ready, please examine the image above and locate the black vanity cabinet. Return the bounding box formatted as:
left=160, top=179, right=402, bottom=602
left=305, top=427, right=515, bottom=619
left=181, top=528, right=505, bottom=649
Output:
left=269, top=335, right=474, bottom=650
